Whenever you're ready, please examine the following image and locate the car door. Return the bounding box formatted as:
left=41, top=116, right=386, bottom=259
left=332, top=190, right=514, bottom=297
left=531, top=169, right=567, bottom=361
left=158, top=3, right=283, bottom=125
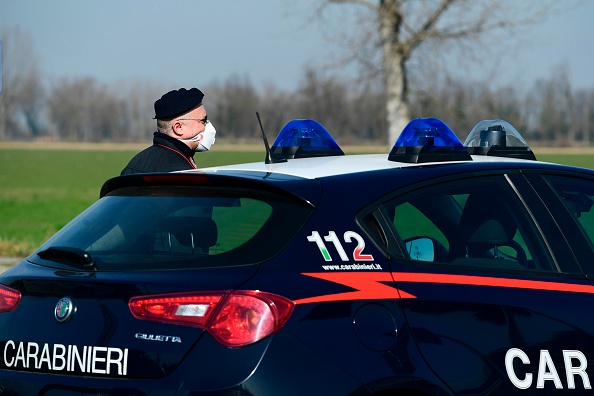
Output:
left=372, top=172, right=594, bottom=394
left=524, top=171, right=594, bottom=278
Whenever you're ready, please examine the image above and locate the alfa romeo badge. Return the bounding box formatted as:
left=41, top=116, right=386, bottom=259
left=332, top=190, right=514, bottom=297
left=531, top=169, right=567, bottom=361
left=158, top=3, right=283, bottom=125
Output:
left=55, top=297, right=75, bottom=323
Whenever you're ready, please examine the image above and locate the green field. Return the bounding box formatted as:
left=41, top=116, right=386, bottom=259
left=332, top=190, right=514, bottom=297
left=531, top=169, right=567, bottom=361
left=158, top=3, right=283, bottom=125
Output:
left=1, top=145, right=594, bottom=257
left=0, top=147, right=264, bottom=256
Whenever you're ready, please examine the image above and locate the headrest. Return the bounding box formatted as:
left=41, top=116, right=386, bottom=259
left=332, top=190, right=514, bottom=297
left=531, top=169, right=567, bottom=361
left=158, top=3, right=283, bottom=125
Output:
left=467, top=219, right=508, bottom=246
left=158, top=216, right=218, bottom=248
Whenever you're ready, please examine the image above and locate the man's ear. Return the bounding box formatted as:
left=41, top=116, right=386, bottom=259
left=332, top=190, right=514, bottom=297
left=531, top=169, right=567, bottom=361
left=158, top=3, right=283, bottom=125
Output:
left=171, top=120, right=184, bottom=137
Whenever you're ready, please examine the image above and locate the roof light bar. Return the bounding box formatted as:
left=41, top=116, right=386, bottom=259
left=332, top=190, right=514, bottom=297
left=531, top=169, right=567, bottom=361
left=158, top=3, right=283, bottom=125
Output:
left=388, top=118, right=472, bottom=163
left=464, top=120, right=536, bottom=160
left=271, top=119, right=344, bottom=159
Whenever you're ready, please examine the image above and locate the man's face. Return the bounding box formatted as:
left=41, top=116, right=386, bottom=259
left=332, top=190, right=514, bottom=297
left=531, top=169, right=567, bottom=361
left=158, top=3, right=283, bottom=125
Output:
left=173, top=105, right=207, bottom=149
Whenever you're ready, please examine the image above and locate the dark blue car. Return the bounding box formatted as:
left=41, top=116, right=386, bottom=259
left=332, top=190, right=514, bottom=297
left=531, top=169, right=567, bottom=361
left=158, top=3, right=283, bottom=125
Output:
left=1, top=118, right=594, bottom=395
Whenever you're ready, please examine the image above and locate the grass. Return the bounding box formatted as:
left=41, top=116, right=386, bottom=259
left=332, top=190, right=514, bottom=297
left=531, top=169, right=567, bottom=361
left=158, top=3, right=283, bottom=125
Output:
left=1, top=142, right=594, bottom=257
left=0, top=146, right=264, bottom=256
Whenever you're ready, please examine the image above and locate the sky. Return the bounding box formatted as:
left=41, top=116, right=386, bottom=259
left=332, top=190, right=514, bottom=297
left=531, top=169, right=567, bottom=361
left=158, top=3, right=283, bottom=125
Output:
left=1, top=0, right=594, bottom=94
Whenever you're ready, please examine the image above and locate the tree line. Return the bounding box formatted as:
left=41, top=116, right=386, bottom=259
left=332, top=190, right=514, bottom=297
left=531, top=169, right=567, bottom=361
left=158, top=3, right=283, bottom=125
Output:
left=3, top=0, right=592, bottom=149
left=0, top=24, right=592, bottom=147
left=2, top=64, right=592, bottom=147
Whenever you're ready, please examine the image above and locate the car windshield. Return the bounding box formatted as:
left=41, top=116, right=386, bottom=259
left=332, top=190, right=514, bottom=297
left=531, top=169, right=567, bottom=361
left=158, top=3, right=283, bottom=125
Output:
left=30, top=186, right=313, bottom=271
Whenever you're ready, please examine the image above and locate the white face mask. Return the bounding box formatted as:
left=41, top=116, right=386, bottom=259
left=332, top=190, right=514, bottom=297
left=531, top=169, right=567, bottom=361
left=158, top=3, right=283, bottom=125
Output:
left=181, top=121, right=216, bottom=152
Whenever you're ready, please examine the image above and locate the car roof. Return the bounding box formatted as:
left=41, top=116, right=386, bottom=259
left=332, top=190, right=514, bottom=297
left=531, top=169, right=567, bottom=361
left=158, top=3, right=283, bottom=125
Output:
left=185, top=154, right=555, bottom=180
left=179, top=116, right=594, bottom=181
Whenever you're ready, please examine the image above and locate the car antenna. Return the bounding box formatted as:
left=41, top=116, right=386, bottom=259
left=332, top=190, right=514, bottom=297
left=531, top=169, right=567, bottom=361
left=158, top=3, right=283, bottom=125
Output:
left=256, top=112, right=287, bottom=164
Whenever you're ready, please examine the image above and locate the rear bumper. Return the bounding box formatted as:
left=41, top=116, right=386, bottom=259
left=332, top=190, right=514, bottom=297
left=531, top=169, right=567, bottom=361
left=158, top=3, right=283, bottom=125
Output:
left=0, top=330, right=364, bottom=396
left=0, top=329, right=450, bottom=395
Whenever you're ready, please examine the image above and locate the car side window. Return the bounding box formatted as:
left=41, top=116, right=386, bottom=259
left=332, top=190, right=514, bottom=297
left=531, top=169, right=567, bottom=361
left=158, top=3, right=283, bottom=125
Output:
left=543, top=175, right=594, bottom=248
left=383, top=176, right=556, bottom=272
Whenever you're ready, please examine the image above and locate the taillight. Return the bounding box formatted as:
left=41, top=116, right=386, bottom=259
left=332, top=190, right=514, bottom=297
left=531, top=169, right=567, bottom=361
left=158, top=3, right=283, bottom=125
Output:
left=0, top=284, right=21, bottom=312
left=129, top=290, right=294, bottom=348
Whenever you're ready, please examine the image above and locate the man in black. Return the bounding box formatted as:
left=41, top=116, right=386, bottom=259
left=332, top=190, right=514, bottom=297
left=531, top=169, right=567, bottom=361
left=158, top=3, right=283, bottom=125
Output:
left=121, top=87, right=216, bottom=175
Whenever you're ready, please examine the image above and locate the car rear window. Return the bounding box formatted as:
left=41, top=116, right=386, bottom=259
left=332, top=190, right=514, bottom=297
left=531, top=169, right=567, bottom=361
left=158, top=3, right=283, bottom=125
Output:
left=30, top=186, right=313, bottom=271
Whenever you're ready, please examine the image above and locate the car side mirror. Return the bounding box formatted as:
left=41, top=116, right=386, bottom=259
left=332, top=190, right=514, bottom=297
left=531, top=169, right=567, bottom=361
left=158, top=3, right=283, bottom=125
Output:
left=561, top=193, right=594, bottom=218
left=405, top=237, right=435, bottom=262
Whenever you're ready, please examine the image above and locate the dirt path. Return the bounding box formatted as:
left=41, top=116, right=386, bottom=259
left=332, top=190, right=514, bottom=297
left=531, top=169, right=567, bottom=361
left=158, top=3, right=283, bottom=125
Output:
left=0, top=258, right=21, bottom=274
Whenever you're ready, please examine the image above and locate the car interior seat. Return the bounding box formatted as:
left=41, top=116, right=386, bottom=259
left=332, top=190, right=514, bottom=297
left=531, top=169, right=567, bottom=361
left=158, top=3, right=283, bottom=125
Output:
left=451, top=191, right=526, bottom=268
left=154, top=216, right=218, bottom=255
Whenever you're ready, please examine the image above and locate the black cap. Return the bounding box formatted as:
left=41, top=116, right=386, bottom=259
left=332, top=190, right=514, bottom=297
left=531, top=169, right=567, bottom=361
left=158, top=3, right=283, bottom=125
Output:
left=154, top=88, right=204, bottom=119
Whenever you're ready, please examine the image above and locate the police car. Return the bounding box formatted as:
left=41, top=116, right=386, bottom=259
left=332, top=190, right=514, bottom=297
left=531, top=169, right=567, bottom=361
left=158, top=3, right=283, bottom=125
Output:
left=1, top=117, right=594, bottom=395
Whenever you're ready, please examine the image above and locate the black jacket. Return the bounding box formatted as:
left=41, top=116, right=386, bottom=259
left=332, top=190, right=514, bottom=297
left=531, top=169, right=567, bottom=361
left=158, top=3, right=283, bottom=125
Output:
left=121, top=132, right=197, bottom=175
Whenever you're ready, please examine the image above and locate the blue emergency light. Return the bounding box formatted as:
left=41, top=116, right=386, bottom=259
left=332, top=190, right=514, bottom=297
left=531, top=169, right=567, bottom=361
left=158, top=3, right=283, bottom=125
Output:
left=388, top=118, right=472, bottom=163
left=271, top=119, right=344, bottom=159
left=464, top=120, right=536, bottom=160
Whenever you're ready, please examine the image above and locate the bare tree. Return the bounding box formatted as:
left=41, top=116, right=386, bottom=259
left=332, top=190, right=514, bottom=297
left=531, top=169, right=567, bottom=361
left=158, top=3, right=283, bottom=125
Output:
left=205, top=75, right=261, bottom=139
left=291, top=67, right=387, bottom=144
left=529, top=65, right=573, bottom=144
left=318, top=0, right=561, bottom=144
left=0, top=27, right=45, bottom=140
left=295, top=68, right=352, bottom=137
left=118, top=81, right=167, bottom=142
left=255, top=83, right=297, bottom=139
left=573, top=89, right=592, bottom=145
left=47, top=77, right=127, bottom=142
